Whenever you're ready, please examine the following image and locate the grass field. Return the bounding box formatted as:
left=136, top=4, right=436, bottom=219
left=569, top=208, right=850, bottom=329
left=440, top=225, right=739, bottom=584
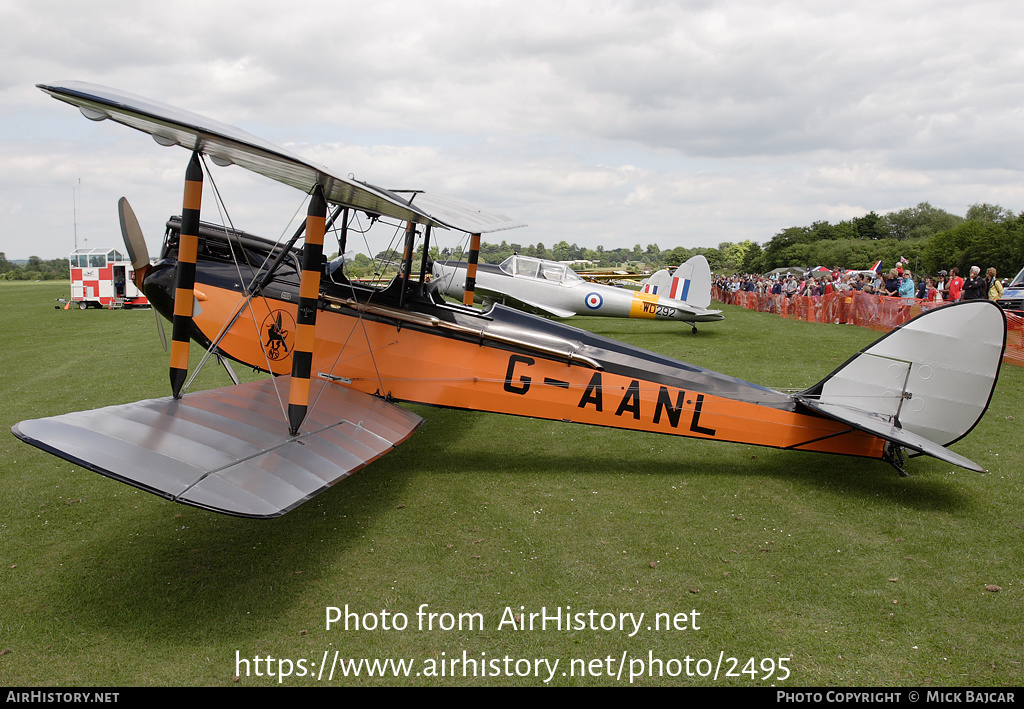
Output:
left=1, top=280, right=1020, bottom=686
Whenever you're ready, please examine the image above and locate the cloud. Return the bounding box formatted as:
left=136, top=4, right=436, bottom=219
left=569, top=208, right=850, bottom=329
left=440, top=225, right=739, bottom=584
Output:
left=3, top=0, right=1024, bottom=259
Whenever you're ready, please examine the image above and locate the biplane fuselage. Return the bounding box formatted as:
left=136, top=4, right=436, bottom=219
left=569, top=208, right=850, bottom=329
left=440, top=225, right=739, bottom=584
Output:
left=143, top=225, right=883, bottom=461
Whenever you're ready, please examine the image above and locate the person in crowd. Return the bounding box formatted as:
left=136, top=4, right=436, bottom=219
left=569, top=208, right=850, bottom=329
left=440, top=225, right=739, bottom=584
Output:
left=987, top=267, right=1004, bottom=301
left=833, top=274, right=853, bottom=324
left=916, top=274, right=929, bottom=299
left=884, top=269, right=900, bottom=297
left=962, top=266, right=986, bottom=300
left=920, top=276, right=945, bottom=313
left=948, top=267, right=964, bottom=302
left=899, top=270, right=916, bottom=300
left=935, top=270, right=948, bottom=300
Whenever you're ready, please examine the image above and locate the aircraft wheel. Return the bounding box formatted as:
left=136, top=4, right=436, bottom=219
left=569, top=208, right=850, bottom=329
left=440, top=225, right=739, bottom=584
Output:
left=691, top=325, right=698, bottom=334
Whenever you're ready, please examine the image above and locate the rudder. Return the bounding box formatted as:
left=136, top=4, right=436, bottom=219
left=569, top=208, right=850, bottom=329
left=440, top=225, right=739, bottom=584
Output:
left=672, top=255, right=713, bottom=309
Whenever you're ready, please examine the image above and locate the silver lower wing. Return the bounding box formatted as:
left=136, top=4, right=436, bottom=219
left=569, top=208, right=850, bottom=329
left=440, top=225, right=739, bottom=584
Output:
left=13, top=379, right=422, bottom=518
left=480, top=288, right=577, bottom=318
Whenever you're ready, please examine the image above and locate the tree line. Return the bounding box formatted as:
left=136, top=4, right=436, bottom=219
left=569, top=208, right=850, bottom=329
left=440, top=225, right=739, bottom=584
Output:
left=10, top=201, right=1023, bottom=284
left=410, top=201, right=1023, bottom=279
left=753, top=202, right=1024, bottom=278
left=0, top=253, right=70, bottom=281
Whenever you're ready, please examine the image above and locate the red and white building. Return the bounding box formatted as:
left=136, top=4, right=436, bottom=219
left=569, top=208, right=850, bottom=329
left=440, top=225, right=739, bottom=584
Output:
left=68, top=248, right=149, bottom=309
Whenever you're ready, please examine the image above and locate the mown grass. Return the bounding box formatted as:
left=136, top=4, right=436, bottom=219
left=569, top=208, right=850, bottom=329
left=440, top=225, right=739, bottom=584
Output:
left=1, top=281, right=1020, bottom=686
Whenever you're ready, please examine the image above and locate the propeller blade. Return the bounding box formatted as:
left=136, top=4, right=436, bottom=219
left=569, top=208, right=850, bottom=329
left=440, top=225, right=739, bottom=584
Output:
left=118, top=197, right=164, bottom=348
left=154, top=307, right=167, bottom=352
left=117, top=197, right=149, bottom=271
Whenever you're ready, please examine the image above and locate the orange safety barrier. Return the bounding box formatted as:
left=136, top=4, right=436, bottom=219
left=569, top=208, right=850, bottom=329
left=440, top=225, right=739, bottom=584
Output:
left=714, top=287, right=1024, bottom=368
left=1006, top=311, right=1024, bottom=368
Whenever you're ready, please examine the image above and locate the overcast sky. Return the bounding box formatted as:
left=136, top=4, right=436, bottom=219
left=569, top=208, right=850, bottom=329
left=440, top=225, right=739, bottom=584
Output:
left=3, top=0, right=1024, bottom=261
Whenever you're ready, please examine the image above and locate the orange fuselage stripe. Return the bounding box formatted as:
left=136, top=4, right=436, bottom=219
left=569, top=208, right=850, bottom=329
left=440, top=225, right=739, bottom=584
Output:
left=189, top=283, right=885, bottom=459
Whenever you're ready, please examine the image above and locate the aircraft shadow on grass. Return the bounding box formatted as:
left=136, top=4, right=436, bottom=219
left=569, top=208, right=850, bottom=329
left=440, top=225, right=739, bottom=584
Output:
left=47, top=406, right=968, bottom=635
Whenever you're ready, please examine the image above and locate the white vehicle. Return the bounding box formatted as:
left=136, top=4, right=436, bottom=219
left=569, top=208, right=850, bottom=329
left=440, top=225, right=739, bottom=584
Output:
left=996, top=266, right=1024, bottom=314
left=68, top=247, right=149, bottom=309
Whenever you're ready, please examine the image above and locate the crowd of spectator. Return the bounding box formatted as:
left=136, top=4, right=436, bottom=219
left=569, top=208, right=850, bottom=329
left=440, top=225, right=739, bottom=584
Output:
left=711, top=263, right=1024, bottom=368
left=714, top=263, right=1008, bottom=308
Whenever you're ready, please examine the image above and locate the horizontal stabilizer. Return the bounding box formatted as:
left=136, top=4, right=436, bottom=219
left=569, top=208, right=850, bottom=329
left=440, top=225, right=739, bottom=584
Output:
left=13, top=379, right=422, bottom=518
left=800, top=399, right=985, bottom=471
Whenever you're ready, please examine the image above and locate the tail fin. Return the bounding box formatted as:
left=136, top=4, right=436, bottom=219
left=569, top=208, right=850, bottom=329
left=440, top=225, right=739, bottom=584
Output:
left=641, top=269, right=671, bottom=295
left=670, top=255, right=713, bottom=309
left=797, top=300, right=1006, bottom=471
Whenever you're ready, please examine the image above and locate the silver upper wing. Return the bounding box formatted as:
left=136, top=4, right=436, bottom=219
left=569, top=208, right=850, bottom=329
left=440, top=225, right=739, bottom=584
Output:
left=38, top=81, right=525, bottom=235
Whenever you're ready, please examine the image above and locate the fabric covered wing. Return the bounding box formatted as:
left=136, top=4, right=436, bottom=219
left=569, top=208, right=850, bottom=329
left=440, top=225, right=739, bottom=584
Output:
left=37, top=82, right=443, bottom=228
left=38, top=82, right=525, bottom=236
left=406, top=192, right=526, bottom=234
left=12, top=379, right=422, bottom=518
left=477, top=285, right=576, bottom=318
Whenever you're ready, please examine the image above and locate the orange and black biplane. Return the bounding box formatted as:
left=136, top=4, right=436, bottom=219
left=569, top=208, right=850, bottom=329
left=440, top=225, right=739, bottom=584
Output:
left=13, top=82, right=1008, bottom=518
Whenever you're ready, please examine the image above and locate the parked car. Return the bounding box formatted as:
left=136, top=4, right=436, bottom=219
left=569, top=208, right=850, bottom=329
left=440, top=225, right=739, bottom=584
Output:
left=996, top=266, right=1024, bottom=314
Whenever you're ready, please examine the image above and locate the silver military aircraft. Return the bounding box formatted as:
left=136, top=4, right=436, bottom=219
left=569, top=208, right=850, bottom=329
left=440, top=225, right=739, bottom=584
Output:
left=432, top=254, right=723, bottom=332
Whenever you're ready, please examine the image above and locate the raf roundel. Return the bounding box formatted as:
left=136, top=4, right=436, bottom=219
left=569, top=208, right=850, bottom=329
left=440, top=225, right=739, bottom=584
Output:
left=584, top=292, right=603, bottom=310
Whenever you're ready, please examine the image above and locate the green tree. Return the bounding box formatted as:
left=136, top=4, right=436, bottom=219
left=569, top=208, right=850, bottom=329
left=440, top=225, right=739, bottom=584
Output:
left=741, top=241, right=764, bottom=274
left=965, top=203, right=1015, bottom=223
left=922, top=222, right=989, bottom=275
left=881, top=202, right=962, bottom=241
left=552, top=240, right=572, bottom=262
left=853, top=211, right=883, bottom=240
